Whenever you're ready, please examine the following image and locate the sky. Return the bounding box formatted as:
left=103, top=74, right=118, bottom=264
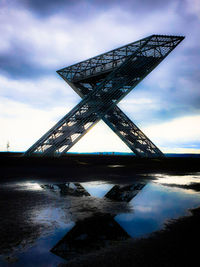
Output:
left=0, top=0, right=200, bottom=153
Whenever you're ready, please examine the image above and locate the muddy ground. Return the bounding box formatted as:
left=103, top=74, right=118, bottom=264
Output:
left=1, top=153, right=200, bottom=266
left=60, top=207, right=200, bottom=267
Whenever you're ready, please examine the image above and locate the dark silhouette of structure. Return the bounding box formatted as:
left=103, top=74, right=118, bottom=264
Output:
left=24, top=35, right=184, bottom=157
left=49, top=182, right=146, bottom=261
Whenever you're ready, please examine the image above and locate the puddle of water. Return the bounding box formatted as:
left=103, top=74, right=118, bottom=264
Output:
left=107, top=165, right=125, bottom=168
left=154, top=173, right=200, bottom=185
left=0, top=224, right=74, bottom=267
left=1, top=181, right=44, bottom=191
left=1, top=173, right=200, bottom=265
left=116, top=183, right=200, bottom=237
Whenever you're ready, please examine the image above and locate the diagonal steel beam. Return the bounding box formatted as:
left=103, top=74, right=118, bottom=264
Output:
left=103, top=106, right=163, bottom=157
left=62, top=79, right=163, bottom=157
left=24, top=35, right=184, bottom=157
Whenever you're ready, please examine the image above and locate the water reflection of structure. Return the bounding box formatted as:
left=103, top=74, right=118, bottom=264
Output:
left=51, top=214, right=129, bottom=260
left=42, top=181, right=146, bottom=261
left=105, top=183, right=146, bottom=202
left=41, top=183, right=90, bottom=196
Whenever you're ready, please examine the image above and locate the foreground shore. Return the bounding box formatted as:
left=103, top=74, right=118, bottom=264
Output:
left=1, top=155, right=200, bottom=266
left=60, top=206, right=200, bottom=267
left=1, top=177, right=200, bottom=266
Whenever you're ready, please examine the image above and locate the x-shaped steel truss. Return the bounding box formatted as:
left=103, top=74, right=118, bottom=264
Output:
left=24, top=35, right=184, bottom=157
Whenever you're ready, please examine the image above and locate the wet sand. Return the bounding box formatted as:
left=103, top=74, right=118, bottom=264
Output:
left=59, top=207, right=200, bottom=267
left=0, top=179, right=200, bottom=266
left=0, top=181, right=132, bottom=259
left=1, top=153, right=200, bottom=266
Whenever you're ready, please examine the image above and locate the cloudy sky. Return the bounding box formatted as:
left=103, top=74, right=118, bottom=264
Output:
left=0, top=0, right=200, bottom=153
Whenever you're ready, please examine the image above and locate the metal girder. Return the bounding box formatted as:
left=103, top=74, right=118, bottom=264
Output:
left=24, top=34, right=184, bottom=157
left=104, top=106, right=163, bottom=157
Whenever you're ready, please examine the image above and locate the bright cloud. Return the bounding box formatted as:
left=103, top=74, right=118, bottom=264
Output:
left=69, top=121, right=132, bottom=153
left=0, top=97, right=71, bottom=151
left=144, top=115, right=200, bottom=152
left=0, top=74, right=79, bottom=108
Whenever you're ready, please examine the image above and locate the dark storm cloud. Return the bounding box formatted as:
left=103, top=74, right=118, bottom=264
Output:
left=0, top=0, right=197, bottom=80
left=13, top=0, right=176, bottom=18
left=0, top=50, right=51, bottom=79
left=0, top=0, right=200, bottom=119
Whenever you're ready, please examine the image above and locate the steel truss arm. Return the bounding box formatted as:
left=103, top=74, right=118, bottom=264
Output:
left=103, top=106, right=163, bottom=157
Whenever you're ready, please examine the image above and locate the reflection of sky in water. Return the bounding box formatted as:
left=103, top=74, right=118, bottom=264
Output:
left=2, top=181, right=43, bottom=191
left=81, top=182, right=114, bottom=197
left=34, top=207, right=71, bottom=229
left=115, top=183, right=200, bottom=237
left=5, top=223, right=74, bottom=267
left=154, top=173, right=200, bottom=185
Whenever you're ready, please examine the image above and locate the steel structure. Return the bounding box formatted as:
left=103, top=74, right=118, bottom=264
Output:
left=24, top=34, right=184, bottom=157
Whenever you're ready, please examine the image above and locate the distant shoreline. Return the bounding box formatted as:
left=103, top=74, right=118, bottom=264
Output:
left=1, top=151, right=200, bottom=157
left=1, top=152, right=200, bottom=183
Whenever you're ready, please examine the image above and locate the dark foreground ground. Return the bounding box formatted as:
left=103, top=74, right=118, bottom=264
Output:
left=1, top=152, right=200, bottom=266
left=1, top=152, right=200, bottom=183
left=1, top=177, right=200, bottom=267
left=58, top=206, right=200, bottom=267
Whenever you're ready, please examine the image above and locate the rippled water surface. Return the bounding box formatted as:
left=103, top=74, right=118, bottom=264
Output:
left=1, top=173, right=200, bottom=266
